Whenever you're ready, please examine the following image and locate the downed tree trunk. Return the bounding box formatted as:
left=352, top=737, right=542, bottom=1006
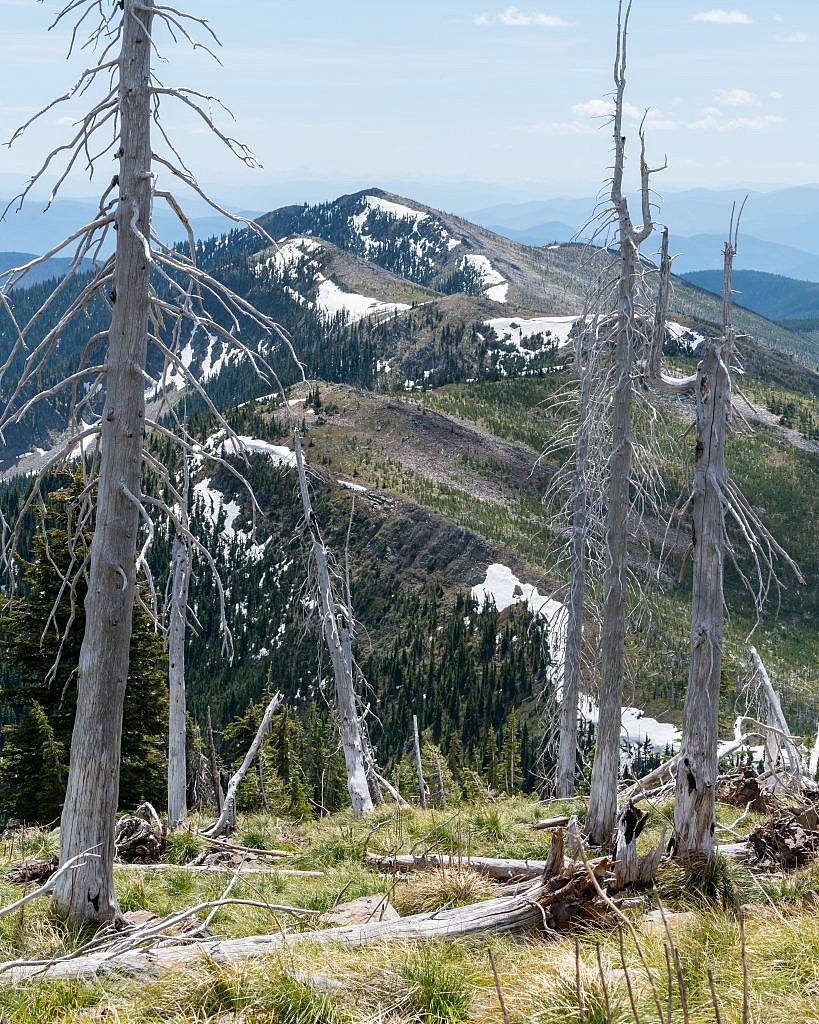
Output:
left=366, top=852, right=558, bottom=882
left=203, top=693, right=283, bottom=839
left=6, top=857, right=58, bottom=885
left=115, top=803, right=165, bottom=864
left=533, top=816, right=571, bottom=831
left=2, top=856, right=614, bottom=981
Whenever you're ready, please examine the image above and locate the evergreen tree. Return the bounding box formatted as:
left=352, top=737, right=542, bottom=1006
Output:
left=0, top=474, right=168, bottom=823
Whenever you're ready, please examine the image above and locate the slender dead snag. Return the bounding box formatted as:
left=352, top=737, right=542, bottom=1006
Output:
left=206, top=705, right=225, bottom=814
left=2, top=0, right=303, bottom=922
left=167, top=460, right=192, bottom=829
left=587, top=0, right=665, bottom=845
left=671, top=224, right=737, bottom=861
left=53, top=0, right=156, bottom=923
left=293, top=431, right=373, bottom=817
left=203, top=692, right=283, bottom=839
left=556, top=319, right=596, bottom=797
left=413, top=714, right=429, bottom=809
left=748, top=646, right=802, bottom=792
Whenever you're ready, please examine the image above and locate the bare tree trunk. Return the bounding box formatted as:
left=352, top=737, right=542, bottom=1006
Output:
left=672, top=235, right=736, bottom=861
left=413, top=714, right=428, bottom=809
left=586, top=1, right=661, bottom=845
left=293, top=431, right=373, bottom=817
left=204, top=693, right=283, bottom=839
left=556, top=325, right=593, bottom=798
left=206, top=706, right=225, bottom=815
left=750, top=646, right=801, bottom=792
left=53, top=0, right=154, bottom=924
left=167, top=467, right=191, bottom=828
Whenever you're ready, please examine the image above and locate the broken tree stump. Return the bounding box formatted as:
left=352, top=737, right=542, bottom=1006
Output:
left=115, top=803, right=165, bottom=863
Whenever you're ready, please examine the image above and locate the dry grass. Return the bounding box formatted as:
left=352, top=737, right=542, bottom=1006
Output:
left=1, top=798, right=819, bottom=1022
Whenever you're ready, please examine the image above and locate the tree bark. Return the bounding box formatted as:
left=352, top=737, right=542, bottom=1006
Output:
left=7, top=858, right=614, bottom=981
left=53, top=0, right=154, bottom=924
left=167, top=522, right=191, bottom=829
left=672, top=237, right=736, bottom=861
left=294, top=431, right=373, bottom=817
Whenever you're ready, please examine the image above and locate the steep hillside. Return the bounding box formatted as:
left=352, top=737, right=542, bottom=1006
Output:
left=118, top=375, right=818, bottom=776
left=683, top=269, right=819, bottom=321
left=1, top=186, right=816, bottom=481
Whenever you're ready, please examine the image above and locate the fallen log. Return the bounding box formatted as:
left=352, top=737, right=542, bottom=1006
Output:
left=1, top=856, right=614, bottom=981
left=532, top=816, right=571, bottom=831
left=365, top=852, right=556, bottom=882
left=6, top=857, right=57, bottom=886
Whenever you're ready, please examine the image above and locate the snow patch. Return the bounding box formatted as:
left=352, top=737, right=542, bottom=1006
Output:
left=486, top=315, right=578, bottom=349
left=462, top=254, right=508, bottom=303
left=314, top=279, right=409, bottom=323
left=668, top=321, right=707, bottom=351
left=471, top=563, right=566, bottom=684
left=352, top=195, right=428, bottom=231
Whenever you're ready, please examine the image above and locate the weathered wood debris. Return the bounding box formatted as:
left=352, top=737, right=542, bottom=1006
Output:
left=114, top=803, right=165, bottom=863
left=747, top=796, right=819, bottom=870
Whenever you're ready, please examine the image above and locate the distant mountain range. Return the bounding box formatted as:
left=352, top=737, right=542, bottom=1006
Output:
left=470, top=185, right=819, bottom=281
left=1, top=185, right=816, bottom=479
left=683, top=269, right=819, bottom=322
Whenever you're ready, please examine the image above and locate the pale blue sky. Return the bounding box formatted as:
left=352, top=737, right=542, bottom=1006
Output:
left=0, top=1, right=817, bottom=207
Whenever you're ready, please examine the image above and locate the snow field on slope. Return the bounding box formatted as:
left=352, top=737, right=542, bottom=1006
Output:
left=472, top=563, right=681, bottom=754
left=462, top=253, right=508, bottom=302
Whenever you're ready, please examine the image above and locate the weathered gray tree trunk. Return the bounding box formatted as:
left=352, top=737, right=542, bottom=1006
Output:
left=294, top=431, right=373, bottom=817
left=53, top=0, right=154, bottom=923
left=556, top=324, right=594, bottom=798
left=750, top=646, right=802, bottom=792
left=204, top=693, right=283, bottom=839
left=587, top=1, right=659, bottom=845
left=672, top=236, right=736, bottom=861
left=167, top=467, right=191, bottom=828
left=413, top=714, right=429, bottom=809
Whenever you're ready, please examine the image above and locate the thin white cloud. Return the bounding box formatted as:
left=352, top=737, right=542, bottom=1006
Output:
left=689, top=112, right=784, bottom=132
left=474, top=6, right=571, bottom=27
left=714, top=88, right=759, bottom=107
left=773, top=14, right=783, bottom=22
left=693, top=9, right=753, bottom=24
left=512, top=121, right=596, bottom=136
left=770, top=90, right=783, bottom=100
left=570, top=98, right=674, bottom=129
left=779, top=31, right=810, bottom=43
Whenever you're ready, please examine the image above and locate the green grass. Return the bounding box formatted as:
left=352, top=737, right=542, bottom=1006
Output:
left=2, top=800, right=819, bottom=1023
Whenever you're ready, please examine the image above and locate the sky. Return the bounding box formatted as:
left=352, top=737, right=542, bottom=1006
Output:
left=0, top=1, right=817, bottom=210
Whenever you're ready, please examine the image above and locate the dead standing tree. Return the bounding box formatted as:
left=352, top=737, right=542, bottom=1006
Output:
left=167, top=459, right=191, bottom=829
left=586, top=0, right=666, bottom=845
left=1, top=0, right=301, bottom=922
left=645, top=215, right=803, bottom=858
left=293, top=431, right=374, bottom=817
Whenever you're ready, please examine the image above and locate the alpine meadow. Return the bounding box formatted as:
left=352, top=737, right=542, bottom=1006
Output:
left=0, top=1, right=818, bottom=1021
